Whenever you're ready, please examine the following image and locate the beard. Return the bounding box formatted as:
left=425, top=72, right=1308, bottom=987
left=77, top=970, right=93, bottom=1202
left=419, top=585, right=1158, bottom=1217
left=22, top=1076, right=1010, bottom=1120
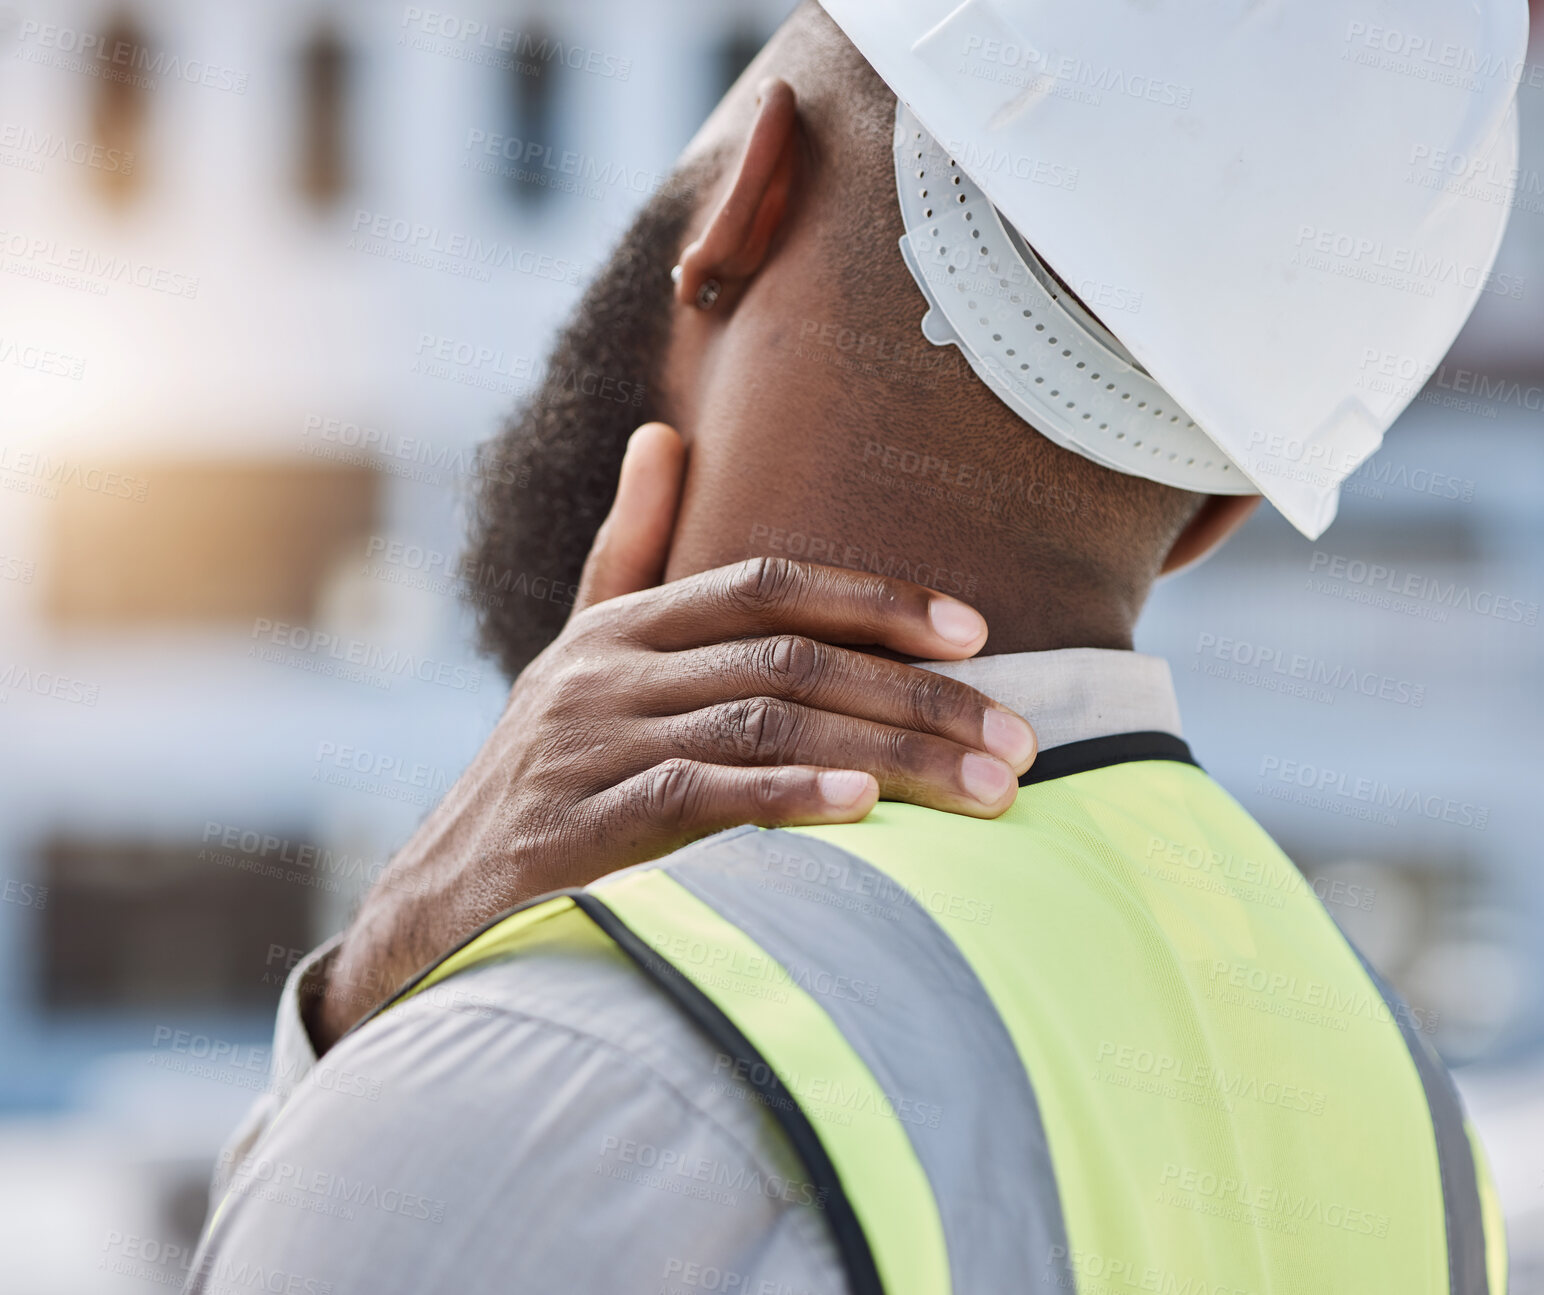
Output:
left=464, top=163, right=708, bottom=682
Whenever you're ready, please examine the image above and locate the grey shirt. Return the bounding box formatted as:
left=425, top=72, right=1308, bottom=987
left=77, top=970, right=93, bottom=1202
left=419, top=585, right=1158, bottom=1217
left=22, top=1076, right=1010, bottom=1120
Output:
left=191, top=649, right=1183, bottom=1295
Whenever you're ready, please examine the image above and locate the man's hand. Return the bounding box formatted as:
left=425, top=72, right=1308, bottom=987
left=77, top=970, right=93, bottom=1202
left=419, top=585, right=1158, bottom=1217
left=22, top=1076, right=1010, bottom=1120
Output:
left=311, top=424, right=1036, bottom=1050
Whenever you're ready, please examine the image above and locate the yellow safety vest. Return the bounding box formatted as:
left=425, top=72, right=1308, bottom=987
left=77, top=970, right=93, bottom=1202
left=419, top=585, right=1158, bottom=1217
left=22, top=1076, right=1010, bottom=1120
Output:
left=367, top=733, right=1507, bottom=1295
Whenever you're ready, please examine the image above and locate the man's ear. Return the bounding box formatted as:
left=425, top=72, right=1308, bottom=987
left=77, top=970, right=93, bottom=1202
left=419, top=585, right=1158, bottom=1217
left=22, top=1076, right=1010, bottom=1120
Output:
left=1160, top=495, right=1260, bottom=576
left=673, top=78, right=801, bottom=310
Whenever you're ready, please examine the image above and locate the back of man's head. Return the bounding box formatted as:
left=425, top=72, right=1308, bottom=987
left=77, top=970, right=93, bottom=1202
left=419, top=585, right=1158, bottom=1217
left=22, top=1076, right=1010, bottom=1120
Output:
left=468, top=1, right=1219, bottom=679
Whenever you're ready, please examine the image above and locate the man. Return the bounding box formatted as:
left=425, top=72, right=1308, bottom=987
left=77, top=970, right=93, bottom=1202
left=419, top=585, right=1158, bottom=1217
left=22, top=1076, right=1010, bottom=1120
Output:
left=190, top=2, right=1524, bottom=1292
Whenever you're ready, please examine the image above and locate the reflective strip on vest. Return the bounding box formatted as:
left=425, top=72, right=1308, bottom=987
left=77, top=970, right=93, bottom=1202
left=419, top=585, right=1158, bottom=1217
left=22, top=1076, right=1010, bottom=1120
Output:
left=593, top=867, right=944, bottom=1295
left=656, top=828, right=1072, bottom=1293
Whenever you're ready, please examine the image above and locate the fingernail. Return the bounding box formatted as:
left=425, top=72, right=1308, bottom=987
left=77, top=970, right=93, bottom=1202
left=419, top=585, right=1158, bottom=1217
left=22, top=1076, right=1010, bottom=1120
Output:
left=928, top=598, right=986, bottom=647
left=982, top=709, right=1036, bottom=767
left=819, top=770, right=872, bottom=809
left=961, top=753, right=1014, bottom=806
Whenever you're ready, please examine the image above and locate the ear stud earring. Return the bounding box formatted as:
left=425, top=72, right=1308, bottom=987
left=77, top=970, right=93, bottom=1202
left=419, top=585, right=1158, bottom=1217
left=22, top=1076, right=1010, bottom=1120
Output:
left=670, top=264, right=721, bottom=311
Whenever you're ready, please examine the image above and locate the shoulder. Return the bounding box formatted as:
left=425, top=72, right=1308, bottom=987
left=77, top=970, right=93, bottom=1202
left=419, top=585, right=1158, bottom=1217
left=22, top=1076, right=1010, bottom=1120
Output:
left=192, top=892, right=847, bottom=1295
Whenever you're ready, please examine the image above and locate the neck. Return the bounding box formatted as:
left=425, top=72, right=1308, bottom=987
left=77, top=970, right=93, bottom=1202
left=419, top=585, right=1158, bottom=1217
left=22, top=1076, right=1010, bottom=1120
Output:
left=969, top=584, right=1140, bottom=655
left=662, top=451, right=1149, bottom=655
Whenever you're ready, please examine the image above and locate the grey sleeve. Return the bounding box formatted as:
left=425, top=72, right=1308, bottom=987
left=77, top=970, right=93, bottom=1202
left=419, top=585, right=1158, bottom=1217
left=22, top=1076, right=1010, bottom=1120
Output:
left=187, top=936, right=849, bottom=1295
left=208, top=935, right=342, bottom=1206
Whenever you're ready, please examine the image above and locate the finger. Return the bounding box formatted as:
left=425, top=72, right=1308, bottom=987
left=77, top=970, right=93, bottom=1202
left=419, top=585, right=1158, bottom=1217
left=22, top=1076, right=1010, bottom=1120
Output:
left=612, top=556, right=990, bottom=660
left=638, top=637, right=1037, bottom=772
left=573, top=423, right=686, bottom=613
left=594, top=759, right=880, bottom=851
left=656, top=698, right=1021, bottom=817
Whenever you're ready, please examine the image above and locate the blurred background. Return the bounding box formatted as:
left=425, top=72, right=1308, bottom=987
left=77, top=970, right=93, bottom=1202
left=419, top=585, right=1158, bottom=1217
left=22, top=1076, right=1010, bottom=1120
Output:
left=0, top=1, right=1539, bottom=1289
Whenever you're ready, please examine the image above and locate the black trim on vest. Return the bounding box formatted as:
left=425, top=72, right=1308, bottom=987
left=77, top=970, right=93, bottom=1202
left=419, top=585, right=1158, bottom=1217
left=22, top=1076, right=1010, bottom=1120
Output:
left=1018, top=730, right=1200, bottom=787
left=343, top=885, right=887, bottom=1295
left=571, top=890, right=886, bottom=1295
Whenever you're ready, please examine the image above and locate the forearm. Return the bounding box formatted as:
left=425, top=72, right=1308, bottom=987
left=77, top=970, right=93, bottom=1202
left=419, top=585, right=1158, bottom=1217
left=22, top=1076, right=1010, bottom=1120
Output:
left=307, top=748, right=560, bottom=1052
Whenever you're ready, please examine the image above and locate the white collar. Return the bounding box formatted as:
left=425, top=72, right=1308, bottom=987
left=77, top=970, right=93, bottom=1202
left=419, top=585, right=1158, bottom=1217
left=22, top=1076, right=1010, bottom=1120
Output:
left=917, top=648, right=1182, bottom=752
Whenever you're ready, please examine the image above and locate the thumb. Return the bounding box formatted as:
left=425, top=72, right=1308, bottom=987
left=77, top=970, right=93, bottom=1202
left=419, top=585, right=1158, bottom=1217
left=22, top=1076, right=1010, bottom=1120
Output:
left=574, top=422, right=686, bottom=613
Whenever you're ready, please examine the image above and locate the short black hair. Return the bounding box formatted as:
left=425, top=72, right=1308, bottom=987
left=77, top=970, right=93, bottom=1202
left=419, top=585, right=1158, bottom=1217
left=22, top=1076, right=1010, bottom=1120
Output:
left=464, top=160, right=709, bottom=681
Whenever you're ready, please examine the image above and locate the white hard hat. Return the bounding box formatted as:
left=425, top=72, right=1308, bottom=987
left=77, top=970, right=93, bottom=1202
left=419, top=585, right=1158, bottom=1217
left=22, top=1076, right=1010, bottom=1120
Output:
left=819, top=0, right=1529, bottom=537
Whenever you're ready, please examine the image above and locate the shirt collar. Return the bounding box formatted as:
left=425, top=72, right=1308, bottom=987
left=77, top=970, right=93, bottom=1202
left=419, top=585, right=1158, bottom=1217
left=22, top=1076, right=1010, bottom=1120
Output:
left=916, top=648, right=1182, bottom=752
